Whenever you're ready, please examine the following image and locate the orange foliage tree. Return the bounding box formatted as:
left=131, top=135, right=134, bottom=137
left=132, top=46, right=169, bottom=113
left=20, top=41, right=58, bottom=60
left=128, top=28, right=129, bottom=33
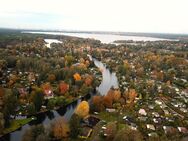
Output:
left=92, top=96, right=105, bottom=112
left=103, top=95, right=113, bottom=108
left=113, top=89, right=121, bottom=102
left=41, top=82, right=52, bottom=96
left=59, top=81, right=69, bottom=94
left=125, top=89, right=138, bottom=103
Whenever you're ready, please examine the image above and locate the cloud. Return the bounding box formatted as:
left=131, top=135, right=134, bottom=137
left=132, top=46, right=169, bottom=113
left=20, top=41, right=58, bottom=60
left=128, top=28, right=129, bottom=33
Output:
left=0, top=0, right=188, bottom=33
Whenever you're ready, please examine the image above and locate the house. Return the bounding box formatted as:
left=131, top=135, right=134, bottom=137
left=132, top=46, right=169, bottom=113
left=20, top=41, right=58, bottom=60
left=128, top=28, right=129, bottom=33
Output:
left=177, top=127, right=188, bottom=134
left=165, top=117, right=174, bottom=123
left=138, top=116, right=147, bottom=122
left=148, top=132, right=158, bottom=137
left=79, top=126, right=93, bottom=139
left=148, top=104, right=154, bottom=109
left=106, top=108, right=116, bottom=113
left=153, top=118, right=162, bottom=124
left=163, top=109, right=170, bottom=115
left=180, top=108, right=188, bottom=113
left=163, top=126, right=178, bottom=135
left=82, top=116, right=100, bottom=127
left=155, top=100, right=162, bottom=105
left=152, top=112, right=160, bottom=118
left=138, top=109, right=147, bottom=116
left=146, top=124, right=155, bottom=131
left=123, top=116, right=135, bottom=123
left=128, top=122, right=137, bottom=130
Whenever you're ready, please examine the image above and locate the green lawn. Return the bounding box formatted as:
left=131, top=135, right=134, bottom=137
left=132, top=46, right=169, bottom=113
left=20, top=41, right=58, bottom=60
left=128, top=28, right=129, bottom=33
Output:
left=3, top=117, right=36, bottom=135
left=98, top=112, right=120, bottom=122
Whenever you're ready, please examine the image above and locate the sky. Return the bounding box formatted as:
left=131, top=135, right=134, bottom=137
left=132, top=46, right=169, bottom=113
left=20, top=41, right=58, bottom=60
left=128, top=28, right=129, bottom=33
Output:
left=0, top=0, right=188, bottom=33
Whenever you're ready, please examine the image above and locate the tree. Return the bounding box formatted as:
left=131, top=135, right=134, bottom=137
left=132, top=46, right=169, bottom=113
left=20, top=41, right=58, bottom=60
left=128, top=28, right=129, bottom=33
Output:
left=113, top=89, right=121, bottom=102
left=91, top=96, right=105, bottom=112
left=124, top=89, right=138, bottom=104
left=52, top=117, right=70, bottom=139
left=3, top=89, right=17, bottom=126
left=59, top=81, right=69, bottom=95
left=0, top=59, right=7, bottom=70
left=41, top=82, right=52, bottom=96
left=69, top=114, right=81, bottom=138
left=0, top=87, right=4, bottom=97
left=65, top=55, right=74, bottom=66
left=26, top=104, right=35, bottom=115
left=84, top=75, right=93, bottom=86
left=103, top=95, right=113, bottom=108
left=113, top=128, right=143, bottom=141
left=75, top=101, right=89, bottom=118
left=47, top=74, right=56, bottom=82
left=30, top=88, right=44, bottom=112
left=0, top=112, right=4, bottom=135
left=73, top=73, right=81, bottom=81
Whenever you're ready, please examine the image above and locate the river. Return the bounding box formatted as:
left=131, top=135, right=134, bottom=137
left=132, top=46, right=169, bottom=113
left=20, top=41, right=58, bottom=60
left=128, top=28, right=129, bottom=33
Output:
left=1, top=54, right=118, bottom=141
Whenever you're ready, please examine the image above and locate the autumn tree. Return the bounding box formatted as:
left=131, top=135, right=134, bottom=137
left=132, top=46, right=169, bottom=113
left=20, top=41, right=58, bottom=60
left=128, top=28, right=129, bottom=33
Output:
left=41, top=82, right=52, bottom=96
left=73, top=73, right=81, bottom=81
left=113, top=89, right=121, bottom=102
left=59, top=81, right=69, bottom=95
left=91, top=96, right=105, bottom=112
left=103, top=95, right=113, bottom=108
left=75, top=101, right=89, bottom=118
left=124, top=89, right=138, bottom=104
left=52, top=117, right=70, bottom=139
left=84, top=75, right=93, bottom=86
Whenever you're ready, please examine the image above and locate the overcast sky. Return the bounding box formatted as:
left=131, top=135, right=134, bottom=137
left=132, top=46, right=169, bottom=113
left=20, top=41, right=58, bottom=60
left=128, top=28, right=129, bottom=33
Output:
left=0, top=0, right=188, bottom=33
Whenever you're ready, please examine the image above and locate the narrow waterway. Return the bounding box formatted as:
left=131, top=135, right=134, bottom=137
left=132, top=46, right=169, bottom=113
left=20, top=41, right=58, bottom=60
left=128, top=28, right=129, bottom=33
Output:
left=1, top=56, right=118, bottom=141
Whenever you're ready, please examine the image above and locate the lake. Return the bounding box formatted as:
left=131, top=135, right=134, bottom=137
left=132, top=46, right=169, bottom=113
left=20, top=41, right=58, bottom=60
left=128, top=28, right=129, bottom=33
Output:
left=44, top=39, right=62, bottom=48
left=22, top=31, right=173, bottom=44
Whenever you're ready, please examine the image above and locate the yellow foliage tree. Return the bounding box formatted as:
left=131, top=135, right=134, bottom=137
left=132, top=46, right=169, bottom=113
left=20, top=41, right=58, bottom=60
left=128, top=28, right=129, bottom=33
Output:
left=75, top=101, right=89, bottom=118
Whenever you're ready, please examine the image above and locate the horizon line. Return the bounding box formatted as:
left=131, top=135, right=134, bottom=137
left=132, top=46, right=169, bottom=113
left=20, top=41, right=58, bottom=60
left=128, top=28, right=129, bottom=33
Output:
left=0, top=27, right=188, bottom=36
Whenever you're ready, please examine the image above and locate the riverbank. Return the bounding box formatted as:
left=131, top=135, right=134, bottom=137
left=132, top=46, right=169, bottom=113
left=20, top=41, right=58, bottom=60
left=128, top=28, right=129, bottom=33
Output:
left=1, top=117, right=36, bottom=138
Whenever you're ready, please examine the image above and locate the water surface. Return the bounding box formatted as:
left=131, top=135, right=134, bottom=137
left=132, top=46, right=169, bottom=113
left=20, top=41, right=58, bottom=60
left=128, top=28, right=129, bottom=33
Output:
left=23, top=31, right=173, bottom=44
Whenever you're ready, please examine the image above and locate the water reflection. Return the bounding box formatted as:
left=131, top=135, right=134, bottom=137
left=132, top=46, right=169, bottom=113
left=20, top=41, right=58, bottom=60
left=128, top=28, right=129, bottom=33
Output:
left=46, top=111, right=55, bottom=120
left=93, top=58, right=118, bottom=95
